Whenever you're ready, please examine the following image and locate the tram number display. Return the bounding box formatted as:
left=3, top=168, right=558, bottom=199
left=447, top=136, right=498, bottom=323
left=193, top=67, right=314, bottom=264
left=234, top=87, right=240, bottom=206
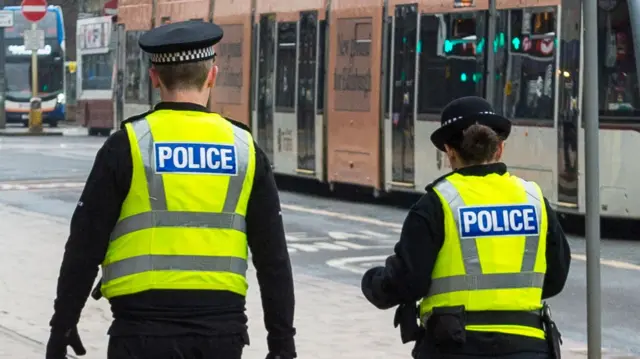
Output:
left=333, top=18, right=373, bottom=112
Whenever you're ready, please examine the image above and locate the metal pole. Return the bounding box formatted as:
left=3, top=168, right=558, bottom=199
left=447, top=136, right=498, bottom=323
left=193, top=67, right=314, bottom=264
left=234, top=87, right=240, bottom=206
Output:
left=28, top=21, right=41, bottom=133
left=582, top=0, right=602, bottom=356
left=485, top=0, right=497, bottom=104
left=0, top=25, right=5, bottom=130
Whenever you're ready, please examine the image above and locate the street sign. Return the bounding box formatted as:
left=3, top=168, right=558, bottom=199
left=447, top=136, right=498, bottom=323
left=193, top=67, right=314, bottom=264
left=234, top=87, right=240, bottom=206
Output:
left=21, top=0, right=47, bottom=23
left=23, top=29, right=44, bottom=51
left=0, top=10, right=14, bottom=28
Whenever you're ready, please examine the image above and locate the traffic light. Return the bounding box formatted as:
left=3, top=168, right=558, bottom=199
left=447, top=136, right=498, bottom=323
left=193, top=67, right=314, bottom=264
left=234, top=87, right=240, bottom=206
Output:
left=444, top=39, right=453, bottom=53
left=477, top=38, right=485, bottom=54
left=460, top=73, right=468, bottom=82
left=512, top=37, right=521, bottom=50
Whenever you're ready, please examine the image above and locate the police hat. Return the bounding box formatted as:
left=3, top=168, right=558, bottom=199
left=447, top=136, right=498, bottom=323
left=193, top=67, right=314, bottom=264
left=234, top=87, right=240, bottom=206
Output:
left=139, top=20, right=224, bottom=65
left=430, top=96, right=511, bottom=152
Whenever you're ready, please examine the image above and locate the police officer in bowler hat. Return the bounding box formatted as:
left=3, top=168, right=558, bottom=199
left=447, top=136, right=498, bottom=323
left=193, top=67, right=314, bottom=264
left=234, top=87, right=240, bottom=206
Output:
left=361, top=96, right=571, bottom=359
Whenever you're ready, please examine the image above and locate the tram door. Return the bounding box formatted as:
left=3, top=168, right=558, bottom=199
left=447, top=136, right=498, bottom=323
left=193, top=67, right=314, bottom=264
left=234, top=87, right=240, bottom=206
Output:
left=258, top=14, right=277, bottom=163
left=556, top=7, right=579, bottom=206
left=297, top=11, right=318, bottom=172
left=390, top=4, right=417, bottom=185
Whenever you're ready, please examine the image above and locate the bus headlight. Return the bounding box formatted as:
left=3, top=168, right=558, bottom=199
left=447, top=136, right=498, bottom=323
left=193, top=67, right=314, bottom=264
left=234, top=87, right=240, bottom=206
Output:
left=57, top=93, right=65, bottom=104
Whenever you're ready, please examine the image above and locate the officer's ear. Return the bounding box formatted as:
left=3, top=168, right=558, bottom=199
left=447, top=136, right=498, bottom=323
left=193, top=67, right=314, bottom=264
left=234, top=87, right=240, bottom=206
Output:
left=495, top=141, right=505, bottom=160
left=206, top=65, right=219, bottom=89
left=149, top=66, right=162, bottom=89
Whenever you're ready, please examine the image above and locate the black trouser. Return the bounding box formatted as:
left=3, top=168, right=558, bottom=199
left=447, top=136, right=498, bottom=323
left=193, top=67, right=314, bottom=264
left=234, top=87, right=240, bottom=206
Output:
left=418, top=352, right=551, bottom=359
left=107, top=335, right=245, bottom=359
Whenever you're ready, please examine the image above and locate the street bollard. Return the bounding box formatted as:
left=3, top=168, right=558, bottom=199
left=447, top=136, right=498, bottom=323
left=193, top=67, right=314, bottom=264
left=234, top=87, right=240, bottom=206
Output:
left=28, top=97, right=42, bottom=134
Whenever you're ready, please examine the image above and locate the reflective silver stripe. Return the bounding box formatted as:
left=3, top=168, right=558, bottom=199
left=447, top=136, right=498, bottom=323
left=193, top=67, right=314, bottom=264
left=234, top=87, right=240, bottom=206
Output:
left=102, top=254, right=248, bottom=282
left=110, top=118, right=252, bottom=241
left=517, top=178, right=543, bottom=272
left=429, top=177, right=544, bottom=296
left=223, top=125, right=252, bottom=213
left=435, top=180, right=482, bottom=275
left=131, top=119, right=167, bottom=211
left=109, top=211, right=246, bottom=241
left=429, top=272, right=546, bottom=295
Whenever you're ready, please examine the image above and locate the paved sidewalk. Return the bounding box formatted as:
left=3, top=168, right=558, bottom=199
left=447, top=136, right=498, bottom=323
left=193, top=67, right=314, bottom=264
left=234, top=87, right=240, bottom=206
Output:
left=0, top=204, right=626, bottom=358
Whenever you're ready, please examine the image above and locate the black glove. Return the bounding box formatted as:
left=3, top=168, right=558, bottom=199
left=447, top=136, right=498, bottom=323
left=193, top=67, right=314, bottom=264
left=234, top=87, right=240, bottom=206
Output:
left=266, top=354, right=295, bottom=359
left=46, top=327, right=86, bottom=359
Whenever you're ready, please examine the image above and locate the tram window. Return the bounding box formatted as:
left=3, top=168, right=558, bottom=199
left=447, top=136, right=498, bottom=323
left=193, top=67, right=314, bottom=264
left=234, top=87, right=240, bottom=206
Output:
left=81, top=53, right=113, bottom=90
left=275, top=22, right=297, bottom=112
left=124, top=31, right=150, bottom=104
left=498, top=8, right=556, bottom=121
left=417, top=13, right=485, bottom=115
left=317, top=20, right=326, bottom=113
left=597, top=0, right=640, bottom=117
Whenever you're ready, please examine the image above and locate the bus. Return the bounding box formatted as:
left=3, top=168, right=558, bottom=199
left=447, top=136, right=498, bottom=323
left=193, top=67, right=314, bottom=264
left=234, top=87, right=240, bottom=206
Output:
left=3, top=5, right=66, bottom=127
left=117, top=0, right=640, bottom=220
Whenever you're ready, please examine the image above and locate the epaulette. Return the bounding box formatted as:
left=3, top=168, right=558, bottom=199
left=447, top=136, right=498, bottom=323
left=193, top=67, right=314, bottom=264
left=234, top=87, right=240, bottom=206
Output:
left=222, top=116, right=251, bottom=133
left=425, top=170, right=456, bottom=192
left=119, top=109, right=155, bottom=130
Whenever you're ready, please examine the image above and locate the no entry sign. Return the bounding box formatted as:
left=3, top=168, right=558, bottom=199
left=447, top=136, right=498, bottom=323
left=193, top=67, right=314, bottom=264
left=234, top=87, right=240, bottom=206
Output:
left=21, top=0, right=47, bottom=23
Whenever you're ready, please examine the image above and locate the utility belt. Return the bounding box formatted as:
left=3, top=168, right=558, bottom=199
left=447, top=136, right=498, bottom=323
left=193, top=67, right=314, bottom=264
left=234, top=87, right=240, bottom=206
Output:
left=395, top=303, right=562, bottom=359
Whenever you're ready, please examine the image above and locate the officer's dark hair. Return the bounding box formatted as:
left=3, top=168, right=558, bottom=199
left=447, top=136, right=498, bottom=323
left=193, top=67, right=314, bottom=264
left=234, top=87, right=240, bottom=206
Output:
left=449, top=123, right=501, bottom=164
left=154, top=59, right=214, bottom=91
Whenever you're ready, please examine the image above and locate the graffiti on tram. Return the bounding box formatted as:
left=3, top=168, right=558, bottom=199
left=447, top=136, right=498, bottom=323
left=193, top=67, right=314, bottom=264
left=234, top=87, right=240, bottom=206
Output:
left=333, top=18, right=373, bottom=112
left=216, top=24, right=244, bottom=104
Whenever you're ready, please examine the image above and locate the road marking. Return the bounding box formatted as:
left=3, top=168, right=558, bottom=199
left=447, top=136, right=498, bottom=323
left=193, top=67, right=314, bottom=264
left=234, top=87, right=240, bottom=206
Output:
left=326, top=256, right=387, bottom=274
left=0, top=182, right=85, bottom=191
left=285, top=230, right=395, bottom=253
left=280, top=204, right=640, bottom=272
left=281, top=204, right=402, bottom=229
left=571, top=254, right=640, bottom=270
left=1, top=182, right=638, bottom=271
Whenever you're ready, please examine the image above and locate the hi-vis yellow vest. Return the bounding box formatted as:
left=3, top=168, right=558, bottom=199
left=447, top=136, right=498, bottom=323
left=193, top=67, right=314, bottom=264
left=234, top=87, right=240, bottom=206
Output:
left=419, top=172, right=548, bottom=339
left=100, top=110, right=256, bottom=299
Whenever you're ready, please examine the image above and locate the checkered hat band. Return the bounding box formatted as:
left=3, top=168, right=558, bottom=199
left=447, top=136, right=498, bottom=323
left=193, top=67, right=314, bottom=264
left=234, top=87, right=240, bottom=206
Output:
left=150, top=47, right=216, bottom=64
left=443, top=111, right=496, bottom=126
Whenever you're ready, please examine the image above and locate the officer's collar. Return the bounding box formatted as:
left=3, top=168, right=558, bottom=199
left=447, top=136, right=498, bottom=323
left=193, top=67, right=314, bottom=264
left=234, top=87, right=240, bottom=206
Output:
left=154, top=102, right=210, bottom=113
left=457, top=162, right=507, bottom=177
left=426, top=162, right=508, bottom=191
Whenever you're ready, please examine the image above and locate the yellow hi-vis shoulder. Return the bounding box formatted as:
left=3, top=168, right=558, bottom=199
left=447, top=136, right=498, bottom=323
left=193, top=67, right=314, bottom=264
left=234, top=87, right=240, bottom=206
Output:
left=100, top=110, right=256, bottom=299
left=419, top=172, right=548, bottom=339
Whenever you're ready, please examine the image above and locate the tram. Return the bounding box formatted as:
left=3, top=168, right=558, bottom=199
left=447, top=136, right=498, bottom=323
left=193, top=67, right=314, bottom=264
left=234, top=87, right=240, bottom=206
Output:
left=117, top=0, right=640, bottom=220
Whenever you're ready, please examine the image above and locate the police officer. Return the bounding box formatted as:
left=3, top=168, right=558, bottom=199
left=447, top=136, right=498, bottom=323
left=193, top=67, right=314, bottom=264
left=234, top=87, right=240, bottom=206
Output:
left=361, top=96, right=571, bottom=359
left=46, top=21, right=296, bottom=359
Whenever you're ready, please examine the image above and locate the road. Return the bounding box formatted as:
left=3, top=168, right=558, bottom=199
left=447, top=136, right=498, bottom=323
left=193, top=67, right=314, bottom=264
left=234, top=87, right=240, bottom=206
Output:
left=0, top=133, right=639, bottom=358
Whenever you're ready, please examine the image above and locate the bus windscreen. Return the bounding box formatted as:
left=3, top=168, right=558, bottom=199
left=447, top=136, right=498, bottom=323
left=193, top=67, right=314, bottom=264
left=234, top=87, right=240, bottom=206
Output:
left=4, top=11, right=58, bottom=39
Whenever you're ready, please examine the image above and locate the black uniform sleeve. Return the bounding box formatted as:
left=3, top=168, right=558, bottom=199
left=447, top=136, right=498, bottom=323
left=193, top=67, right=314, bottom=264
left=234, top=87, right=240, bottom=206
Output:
left=245, top=146, right=296, bottom=357
left=541, top=198, right=571, bottom=299
left=361, top=191, right=445, bottom=309
left=50, top=130, right=132, bottom=330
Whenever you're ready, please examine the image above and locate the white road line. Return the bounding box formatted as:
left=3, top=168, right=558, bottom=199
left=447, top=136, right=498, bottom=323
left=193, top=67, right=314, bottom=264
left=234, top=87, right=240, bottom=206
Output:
left=281, top=204, right=402, bottom=229
left=280, top=204, right=640, bottom=272
left=0, top=183, right=637, bottom=272
left=326, top=256, right=388, bottom=275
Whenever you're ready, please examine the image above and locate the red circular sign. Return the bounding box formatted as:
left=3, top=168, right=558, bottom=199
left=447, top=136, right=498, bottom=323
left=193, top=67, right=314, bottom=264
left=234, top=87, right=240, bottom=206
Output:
left=21, top=0, right=48, bottom=23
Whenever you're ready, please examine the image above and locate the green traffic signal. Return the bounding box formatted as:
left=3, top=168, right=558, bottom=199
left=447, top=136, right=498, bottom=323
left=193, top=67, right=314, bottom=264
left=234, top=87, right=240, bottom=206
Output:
left=444, top=39, right=453, bottom=53
left=512, top=37, right=521, bottom=50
